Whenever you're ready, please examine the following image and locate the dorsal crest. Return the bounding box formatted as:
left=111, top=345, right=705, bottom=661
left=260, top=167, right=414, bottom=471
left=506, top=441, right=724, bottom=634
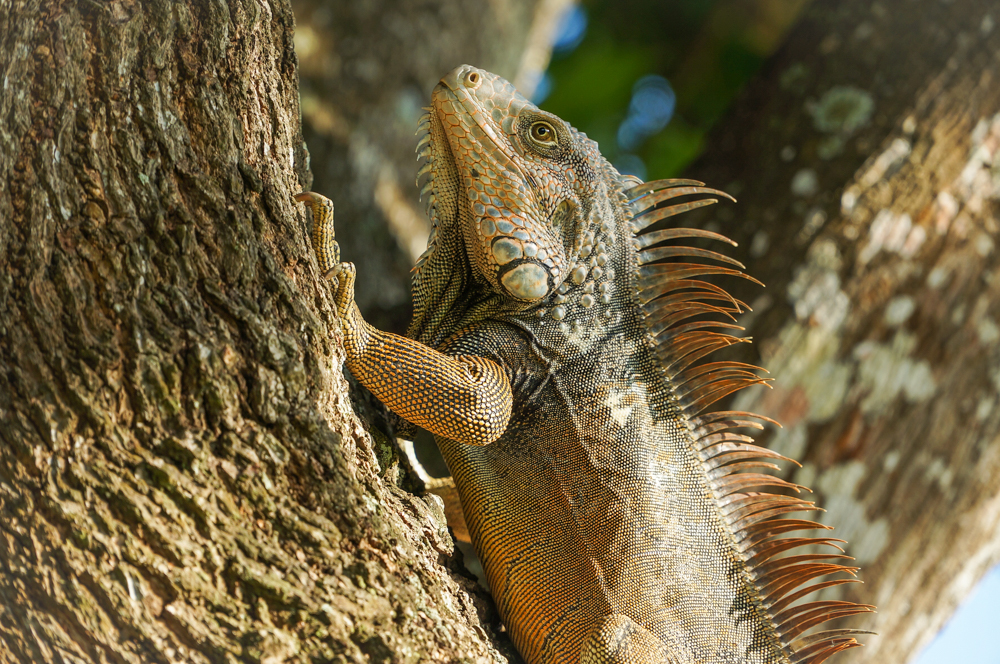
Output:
left=628, top=178, right=874, bottom=664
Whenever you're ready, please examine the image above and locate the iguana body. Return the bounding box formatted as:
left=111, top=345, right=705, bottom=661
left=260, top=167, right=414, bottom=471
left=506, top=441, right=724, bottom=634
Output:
left=297, top=65, right=872, bottom=664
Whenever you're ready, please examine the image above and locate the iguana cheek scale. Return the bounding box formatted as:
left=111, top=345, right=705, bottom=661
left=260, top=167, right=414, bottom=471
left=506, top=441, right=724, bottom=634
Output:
left=297, top=65, right=873, bottom=664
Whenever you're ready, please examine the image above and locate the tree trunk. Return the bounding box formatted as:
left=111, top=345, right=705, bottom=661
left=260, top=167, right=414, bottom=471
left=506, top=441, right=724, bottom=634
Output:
left=0, top=0, right=530, bottom=661
left=684, top=1, right=1000, bottom=662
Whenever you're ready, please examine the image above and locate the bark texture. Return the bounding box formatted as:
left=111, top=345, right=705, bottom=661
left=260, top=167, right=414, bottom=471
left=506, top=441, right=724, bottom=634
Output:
left=684, top=1, right=1000, bottom=662
left=0, top=0, right=521, bottom=661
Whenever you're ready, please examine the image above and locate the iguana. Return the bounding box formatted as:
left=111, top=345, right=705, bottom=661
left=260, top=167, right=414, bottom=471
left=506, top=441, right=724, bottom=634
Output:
left=296, top=65, right=873, bottom=664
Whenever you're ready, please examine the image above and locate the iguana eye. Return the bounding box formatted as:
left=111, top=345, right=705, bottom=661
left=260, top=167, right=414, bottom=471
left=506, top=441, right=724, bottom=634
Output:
left=529, top=121, right=557, bottom=146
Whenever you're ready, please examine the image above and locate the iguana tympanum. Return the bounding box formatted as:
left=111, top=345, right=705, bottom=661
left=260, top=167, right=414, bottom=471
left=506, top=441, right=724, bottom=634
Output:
left=296, top=65, right=873, bottom=664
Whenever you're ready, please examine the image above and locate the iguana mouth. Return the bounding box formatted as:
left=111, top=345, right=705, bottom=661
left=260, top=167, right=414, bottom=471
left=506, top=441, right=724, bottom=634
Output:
left=414, top=68, right=525, bottom=275
left=423, top=65, right=571, bottom=302
left=432, top=65, right=535, bottom=204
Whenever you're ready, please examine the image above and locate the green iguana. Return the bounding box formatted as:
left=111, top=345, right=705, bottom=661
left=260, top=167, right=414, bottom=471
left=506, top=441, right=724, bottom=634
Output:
left=296, top=65, right=873, bottom=664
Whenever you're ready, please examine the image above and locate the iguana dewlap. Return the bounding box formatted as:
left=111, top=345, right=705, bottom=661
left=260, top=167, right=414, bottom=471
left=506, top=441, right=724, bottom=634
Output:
left=297, top=65, right=873, bottom=664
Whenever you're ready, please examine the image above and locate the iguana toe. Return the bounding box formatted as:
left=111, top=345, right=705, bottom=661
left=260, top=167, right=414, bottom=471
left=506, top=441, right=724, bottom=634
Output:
left=295, top=191, right=341, bottom=275
left=333, top=262, right=356, bottom=320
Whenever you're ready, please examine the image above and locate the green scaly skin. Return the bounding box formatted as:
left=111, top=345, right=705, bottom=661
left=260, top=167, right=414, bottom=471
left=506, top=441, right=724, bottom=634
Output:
left=297, top=65, right=873, bottom=664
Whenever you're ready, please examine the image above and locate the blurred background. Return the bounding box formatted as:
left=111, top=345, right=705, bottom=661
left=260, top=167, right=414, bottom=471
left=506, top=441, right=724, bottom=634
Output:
left=292, top=1, right=1000, bottom=662
left=532, top=0, right=807, bottom=181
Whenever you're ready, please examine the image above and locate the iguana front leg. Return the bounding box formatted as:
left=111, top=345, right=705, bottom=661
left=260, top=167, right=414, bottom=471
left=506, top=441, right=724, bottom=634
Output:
left=296, top=192, right=512, bottom=446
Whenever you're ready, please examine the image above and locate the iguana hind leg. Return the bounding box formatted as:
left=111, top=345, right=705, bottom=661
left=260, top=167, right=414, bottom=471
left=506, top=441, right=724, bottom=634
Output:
left=580, top=615, right=690, bottom=664
left=296, top=191, right=513, bottom=447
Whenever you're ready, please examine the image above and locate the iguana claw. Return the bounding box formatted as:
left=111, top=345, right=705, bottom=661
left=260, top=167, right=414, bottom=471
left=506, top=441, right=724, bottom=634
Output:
left=331, top=262, right=356, bottom=321
left=294, top=191, right=341, bottom=275
left=295, top=191, right=355, bottom=324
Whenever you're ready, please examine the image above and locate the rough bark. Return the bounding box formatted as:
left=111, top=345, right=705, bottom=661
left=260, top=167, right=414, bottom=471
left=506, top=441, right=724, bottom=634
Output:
left=684, top=1, right=1000, bottom=662
left=0, top=0, right=526, bottom=661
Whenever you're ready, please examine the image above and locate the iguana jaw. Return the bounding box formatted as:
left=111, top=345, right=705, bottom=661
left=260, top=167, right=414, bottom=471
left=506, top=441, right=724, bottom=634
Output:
left=428, top=65, right=577, bottom=303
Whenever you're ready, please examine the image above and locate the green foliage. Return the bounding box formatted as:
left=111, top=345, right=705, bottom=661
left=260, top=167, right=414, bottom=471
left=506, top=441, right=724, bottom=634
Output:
left=644, top=118, right=705, bottom=179
left=541, top=0, right=804, bottom=178
left=541, top=33, right=655, bottom=152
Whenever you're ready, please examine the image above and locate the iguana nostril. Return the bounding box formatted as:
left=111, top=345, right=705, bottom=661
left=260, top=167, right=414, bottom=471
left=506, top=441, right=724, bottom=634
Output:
left=464, top=71, right=481, bottom=88
left=500, top=262, right=549, bottom=300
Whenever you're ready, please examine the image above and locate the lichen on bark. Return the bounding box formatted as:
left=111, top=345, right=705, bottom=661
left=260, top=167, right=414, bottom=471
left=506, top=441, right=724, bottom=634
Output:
left=687, top=2, right=1000, bottom=662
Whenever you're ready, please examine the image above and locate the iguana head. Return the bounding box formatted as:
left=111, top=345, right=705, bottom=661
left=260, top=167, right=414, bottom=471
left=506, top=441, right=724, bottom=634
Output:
left=413, top=65, right=618, bottom=325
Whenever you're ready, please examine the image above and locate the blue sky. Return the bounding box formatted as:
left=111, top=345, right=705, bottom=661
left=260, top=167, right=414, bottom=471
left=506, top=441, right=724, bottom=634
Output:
left=914, top=563, right=1000, bottom=664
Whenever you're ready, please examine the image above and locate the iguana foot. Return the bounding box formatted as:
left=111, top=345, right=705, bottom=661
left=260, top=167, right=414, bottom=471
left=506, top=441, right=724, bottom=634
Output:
left=295, top=191, right=363, bottom=342
left=294, top=191, right=341, bottom=277
left=398, top=438, right=469, bottom=542
left=580, top=615, right=689, bottom=664
left=330, top=261, right=357, bottom=321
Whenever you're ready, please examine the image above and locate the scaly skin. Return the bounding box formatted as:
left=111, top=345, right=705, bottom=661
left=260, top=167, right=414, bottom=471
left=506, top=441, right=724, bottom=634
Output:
left=298, top=66, right=873, bottom=664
